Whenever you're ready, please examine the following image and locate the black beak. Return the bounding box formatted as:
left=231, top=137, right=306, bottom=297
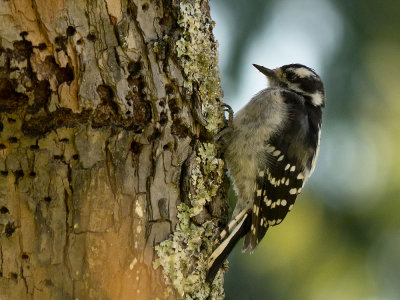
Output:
left=253, top=64, right=276, bottom=79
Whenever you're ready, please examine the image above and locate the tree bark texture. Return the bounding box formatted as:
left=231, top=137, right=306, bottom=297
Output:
left=0, top=0, right=226, bottom=299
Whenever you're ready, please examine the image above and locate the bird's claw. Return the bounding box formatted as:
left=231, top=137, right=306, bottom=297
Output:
left=214, top=104, right=234, bottom=142
left=221, top=104, right=233, bottom=127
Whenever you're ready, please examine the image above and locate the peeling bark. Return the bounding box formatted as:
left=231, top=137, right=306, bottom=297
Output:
left=0, top=0, right=226, bottom=299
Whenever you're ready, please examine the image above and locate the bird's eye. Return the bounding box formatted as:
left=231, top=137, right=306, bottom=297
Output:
left=286, top=72, right=296, bottom=81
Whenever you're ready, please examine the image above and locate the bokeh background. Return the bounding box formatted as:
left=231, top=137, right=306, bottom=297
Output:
left=210, top=0, right=400, bottom=299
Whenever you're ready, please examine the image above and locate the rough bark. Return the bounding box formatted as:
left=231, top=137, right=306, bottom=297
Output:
left=0, top=0, right=226, bottom=299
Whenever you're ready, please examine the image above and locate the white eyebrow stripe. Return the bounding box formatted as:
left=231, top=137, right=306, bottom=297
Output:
left=291, top=67, right=315, bottom=78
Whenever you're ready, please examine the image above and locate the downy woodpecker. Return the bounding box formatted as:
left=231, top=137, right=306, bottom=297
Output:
left=207, top=63, right=325, bottom=283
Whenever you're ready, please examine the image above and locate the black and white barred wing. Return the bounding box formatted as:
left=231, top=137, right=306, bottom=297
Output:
left=245, top=151, right=305, bottom=252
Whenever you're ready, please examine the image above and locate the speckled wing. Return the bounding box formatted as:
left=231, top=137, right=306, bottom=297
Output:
left=245, top=90, right=321, bottom=252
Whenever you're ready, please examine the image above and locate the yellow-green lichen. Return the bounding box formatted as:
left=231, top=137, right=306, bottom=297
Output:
left=176, top=0, right=223, bottom=133
left=190, top=143, right=224, bottom=216
left=154, top=143, right=225, bottom=299
left=154, top=1, right=227, bottom=297
left=154, top=203, right=225, bottom=300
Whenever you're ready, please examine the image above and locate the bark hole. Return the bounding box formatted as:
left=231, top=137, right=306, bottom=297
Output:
left=142, top=3, right=149, bottom=11
left=0, top=78, right=28, bottom=111
left=171, top=119, right=190, bottom=138
left=37, top=43, right=47, bottom=51
left=30, top=80, right=51, bottom=113
left=14, top=170, right=24, bottom=182
left=165, top=84, right=174, bottom=95
left=127, top=61, right=142, bottom=76
left=13, top=39, right=32, bottom=58
left=87, top=33, right=96, bottom=41
left=168, top=98, right=181, bottom=116
left=130, top=141, right=143, bottom=154
left=54, top=36, right=67, bottom=51
left=55, top=62, right=74, bottom=85
left=66, top=26, right=76, bottom=36
left=97, top=84, right=119, bottom=113
left=20, top=31, right=28, bottom=39
left=159, top=111, right=168, bottom=125
left=5, top=222, right=15, bottom=237
left=163, top=142, right=173, bottom=151
left=0, top=206, right=9, bottom=214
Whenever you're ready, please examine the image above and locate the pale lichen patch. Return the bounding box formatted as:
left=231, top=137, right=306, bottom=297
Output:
left=154, top=203, right=225, bottom=300
left=154, top=142, right=225, bottom=299
left=190, top=143, right=224, bottom=217
left=176, top=0, right=223, bottom=133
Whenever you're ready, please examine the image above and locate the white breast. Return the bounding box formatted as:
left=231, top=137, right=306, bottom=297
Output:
left=224, top=88, right=288, bottom=217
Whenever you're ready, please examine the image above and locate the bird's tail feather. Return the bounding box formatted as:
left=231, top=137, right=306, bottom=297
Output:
left=206, top=209, right=251, bottom=284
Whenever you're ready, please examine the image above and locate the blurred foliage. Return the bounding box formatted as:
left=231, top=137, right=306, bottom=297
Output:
left=211, top=0, right=400, bottom=299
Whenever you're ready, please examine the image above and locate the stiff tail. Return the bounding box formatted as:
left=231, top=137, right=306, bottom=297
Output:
left=206, top=210, right=251, bottom=284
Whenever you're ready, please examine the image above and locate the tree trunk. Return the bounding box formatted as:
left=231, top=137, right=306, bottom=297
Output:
left=0, top=0, right=226, bottom=299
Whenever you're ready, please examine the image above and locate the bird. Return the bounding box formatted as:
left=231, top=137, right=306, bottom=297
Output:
left=207, top=63, right=325, bottom=283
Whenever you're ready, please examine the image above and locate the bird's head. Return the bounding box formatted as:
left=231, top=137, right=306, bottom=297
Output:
left=253, top=63, right=325, bottom=107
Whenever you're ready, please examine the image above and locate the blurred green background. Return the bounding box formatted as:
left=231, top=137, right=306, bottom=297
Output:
left=210, top=0, right=400, bottom=299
